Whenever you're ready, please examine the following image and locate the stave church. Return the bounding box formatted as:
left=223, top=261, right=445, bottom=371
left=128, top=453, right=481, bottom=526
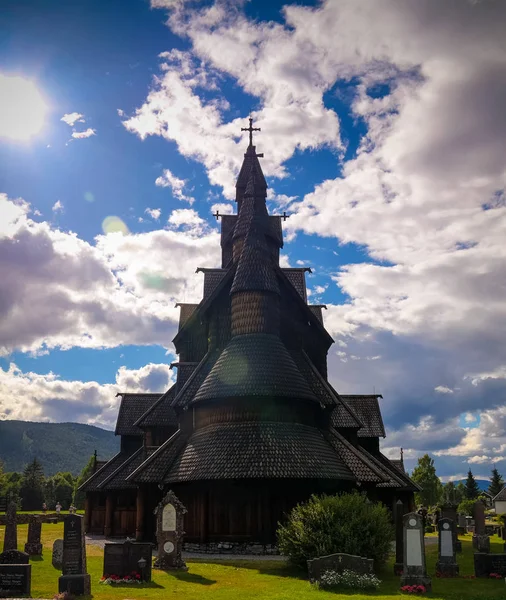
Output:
left=80, top=121, right=419, bottom=546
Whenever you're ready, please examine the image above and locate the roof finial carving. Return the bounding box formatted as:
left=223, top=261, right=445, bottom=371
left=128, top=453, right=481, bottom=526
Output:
left=241, top=116, right=261, bottom=147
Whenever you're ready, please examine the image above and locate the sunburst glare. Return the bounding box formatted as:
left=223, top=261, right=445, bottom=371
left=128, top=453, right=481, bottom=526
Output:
left=0, top=74, right=49, bottom=141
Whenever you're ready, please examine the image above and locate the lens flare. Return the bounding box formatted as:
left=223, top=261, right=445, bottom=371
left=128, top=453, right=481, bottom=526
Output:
left=102, top=216, right=129, bottom=235
left=84, top=191, right=95, bottom=203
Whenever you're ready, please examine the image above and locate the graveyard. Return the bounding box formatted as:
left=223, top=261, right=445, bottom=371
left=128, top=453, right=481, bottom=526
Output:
left=1, top=512, right=506, bottom=599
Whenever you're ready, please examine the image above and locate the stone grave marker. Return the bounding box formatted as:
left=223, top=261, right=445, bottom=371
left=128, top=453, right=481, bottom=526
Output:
left=52, top=539, right=64, bottom=570
left=153, top=490, right=187, bottom=570
left=0, top=564, right=31, bottom=598
left=0, top=550, right=29, bottom=565
left=474, top=553, right=506, bottom=577
left=24, top=515, right=43, bottom=556
left=2, top=502, right=17, bottom=553
left=472, top=502, right=490, bottom=552
left=435, top=518, right=459, bottom=577
left=394, top=499, right=404, bottom=575
left=307, top=552, right=374, bottom=583
left=58, top=514, right=91, bottom=596
left=400, top=512, right=432, bottom=592
left=103, top=540, right=152, bottom=582
left=458, top=514, right=467, bottom=528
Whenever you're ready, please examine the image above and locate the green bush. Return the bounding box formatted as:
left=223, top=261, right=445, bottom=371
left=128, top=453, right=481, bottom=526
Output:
left=458, top=499, right=476, bottom=516
left=277, top=492, right=394, bottom=570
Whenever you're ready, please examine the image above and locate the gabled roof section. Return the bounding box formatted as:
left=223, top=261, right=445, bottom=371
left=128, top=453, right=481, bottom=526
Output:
left=127, top=430, right=189, bottom=484
left=176, top=303, right=198, bottom=329
left=78, top=450, right=137, bottom=491
left=134, top=385, right=178, bottom=428
left=172, top=266, right=235, bottom=348
left=96, top=447, right=157, bottom=490
left=340, top=395, right=386, bottom=438
left=192, top=334, right=318, bottom=405
left=115, top=393, right=162, bottom=436
left=493, top=486, right=506, bottom=502
left=171, top=350, right=221, bottom=409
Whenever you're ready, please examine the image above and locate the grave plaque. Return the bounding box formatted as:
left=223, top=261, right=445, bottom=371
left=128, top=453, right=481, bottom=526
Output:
left=307, top=553, right=374, bottom=583
left=103, top=541, right=152, bottom=582
left=2, top=502, right=17, bottom=553
left=154, top=490, right=187, bottom=570
left=400, top=513, right=432, bottom=592
left=25, top=515, right=43, bottom=556
left=436, top=518, right=459, bottom=577
left=394, top=500, right=404, bottom=575
left=58, top=514, right=90, bottom=596
left=0, top=564, right=31, bottom=598
left=474, top=553, right=506, bottom=578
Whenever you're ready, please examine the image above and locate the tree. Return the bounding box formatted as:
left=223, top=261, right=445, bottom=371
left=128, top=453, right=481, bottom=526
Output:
left=411, top=454, right=443, bottom=507
left=488, top=467, right=504, bottom=498
left=74, top=454, right=96, bottom=509
left=19, top=458, right=45, bottom=510
left=441, top=481, right=464, bottom=505
left=464, top=469, right=481, bottom=499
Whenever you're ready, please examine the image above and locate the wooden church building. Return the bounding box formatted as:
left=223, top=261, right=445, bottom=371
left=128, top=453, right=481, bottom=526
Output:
left=80, top=121, right=419, bottom=546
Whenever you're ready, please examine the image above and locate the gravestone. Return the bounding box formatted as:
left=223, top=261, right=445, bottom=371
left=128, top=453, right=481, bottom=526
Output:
left=400, top=512, right=432, bottom=592
left=52, top=539, right=64, bottom=570
left=307, top=552, right=374, bottom=583
left=153, top=490, right=187, bottom=570
left=58, top=514, right=91, bottom=596
left=458, top=514, right=467, bottom=528
left=435, top=518, right=459, bottom=577
left=0, top=564, right=31, bottom=598
left=474, top=553, right=506, bottom=577
left=103, top=541, right=152, bottom=582
left=472, top=502, right=490, bottom=552
left=394, top=499, right=404, bottom=575
left=2, top=502, right=17, bottom=553
left=0, top=550, right=29, bottom=565
left=24, top=515, right=43, bottom=556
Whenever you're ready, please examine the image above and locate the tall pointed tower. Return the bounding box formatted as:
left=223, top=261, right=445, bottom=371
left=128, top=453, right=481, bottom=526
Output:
left=104, top=120, right=420, bottom=546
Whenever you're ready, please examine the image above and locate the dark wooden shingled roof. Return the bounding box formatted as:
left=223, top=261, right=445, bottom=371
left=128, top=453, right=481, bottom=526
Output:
left=97, top=447, right=158, bottom=490
left=127, top=430, right=189, bottom=484
left=326, top=428, right=388, bottom=483
left=78, top=450, right=137, bottom=492
left=192, top=334, right=318, bottom=405
left=171, top=350, right=221, bottom=409
left=163, top=421, right=355, bottom=482
left=390, top=459, right=405, bottom=473
left=339, top=395, right=386, bottom=438
left=134, top=385, right=178, bottom=428
left=196, top=269, right=228, bottom=299
left=493, top=486, right=506, bottom=502
left=115, top=393, right=162, bottom=436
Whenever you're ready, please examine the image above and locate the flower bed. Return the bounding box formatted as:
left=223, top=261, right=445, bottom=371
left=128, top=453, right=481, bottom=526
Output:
left=319, top=569, right=381, bottom=590
left=100, top=572, right=142, bottom=585
left=401, top=584, right=426, bottom=594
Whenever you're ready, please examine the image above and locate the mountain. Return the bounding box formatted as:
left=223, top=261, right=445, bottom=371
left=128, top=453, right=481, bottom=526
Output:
left=0, top=420, right=119, bottom=476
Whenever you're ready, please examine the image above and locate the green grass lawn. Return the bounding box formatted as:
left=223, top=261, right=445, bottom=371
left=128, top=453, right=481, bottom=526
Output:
left=1, top=523, right=505, bottom=599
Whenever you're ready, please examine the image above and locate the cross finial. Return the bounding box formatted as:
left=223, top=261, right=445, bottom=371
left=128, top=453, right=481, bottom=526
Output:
left=282, top=211, right=290, bottom=221
left=241, top=117, right=261, bottom=147
left=213, top=210, right=222, bottom=220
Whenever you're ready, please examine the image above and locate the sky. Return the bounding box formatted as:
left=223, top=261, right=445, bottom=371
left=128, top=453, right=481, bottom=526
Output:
left=1, top=0, right=506, bottom=481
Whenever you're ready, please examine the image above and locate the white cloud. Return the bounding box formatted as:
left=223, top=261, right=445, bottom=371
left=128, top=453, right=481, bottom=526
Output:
left=435, top=386, right=454, bottom=395
left=155, top=167, right=195, bottom=204
left=52, top=200, right=64, bottom=213
left=145, top=207, right=162, bottom=220
left=0, top=362, right=175, bottom=429
left=0, top=193, right=219, bottom=355
left=210, top=203, right=234, bottom=216
left=61, top=112, right=85, bottom=127
left=71, top=128, right=96, bottom=139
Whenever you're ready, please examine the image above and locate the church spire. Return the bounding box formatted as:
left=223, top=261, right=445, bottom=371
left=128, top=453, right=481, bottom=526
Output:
left=236, top=117, right=267, bottom=208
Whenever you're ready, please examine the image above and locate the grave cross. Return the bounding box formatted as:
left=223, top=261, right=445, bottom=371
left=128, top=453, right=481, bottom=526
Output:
left=241, top=117, right=261, bottom=147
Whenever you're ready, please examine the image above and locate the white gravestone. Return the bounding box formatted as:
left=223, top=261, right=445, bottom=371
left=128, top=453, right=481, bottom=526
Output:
left=406, top=524, right=423, bottom=567
left=441, top=523, right=453, bottom=557
left=162, top=504, right=176, bottom=532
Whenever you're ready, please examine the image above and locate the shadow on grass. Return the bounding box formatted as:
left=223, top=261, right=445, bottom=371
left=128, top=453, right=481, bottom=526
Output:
left=165, top=570, right=216, bottom=585
left=188, top=557, right=307, bottom=580
left=103, top=581, right=165, bottom=589
left=29, top=555, right=44, bottom=561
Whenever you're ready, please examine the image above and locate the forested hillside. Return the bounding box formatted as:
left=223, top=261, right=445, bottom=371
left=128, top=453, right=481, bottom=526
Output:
left=0, top=420, right=119, bottom=475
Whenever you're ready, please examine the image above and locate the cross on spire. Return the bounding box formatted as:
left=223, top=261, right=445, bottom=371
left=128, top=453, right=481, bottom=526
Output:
left=241, top=117, right=261, bottom=147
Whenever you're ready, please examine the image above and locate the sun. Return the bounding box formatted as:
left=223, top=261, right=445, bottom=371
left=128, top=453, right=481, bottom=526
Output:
left=0, top=74, right=49, bottom=141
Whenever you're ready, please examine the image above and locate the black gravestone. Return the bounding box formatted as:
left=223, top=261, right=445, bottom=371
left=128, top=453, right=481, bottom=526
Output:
left=394, top=500, right=404, bottom=575
left=2, top=503, right=17, bottom=553
left=0, top=564, right=31, bottom=598
left=58, top=514, right=90, bottom=596
left=0, top=550, right=29, bottom=565
left=474, top=553, right=506, bottom=578
left=103, top=541, right=152, bottom=582
left=307, top=553, right=374, bottom=583
left=435, top=518, right=459, bottom=577
left=25, top=515, right=43, bottom=556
